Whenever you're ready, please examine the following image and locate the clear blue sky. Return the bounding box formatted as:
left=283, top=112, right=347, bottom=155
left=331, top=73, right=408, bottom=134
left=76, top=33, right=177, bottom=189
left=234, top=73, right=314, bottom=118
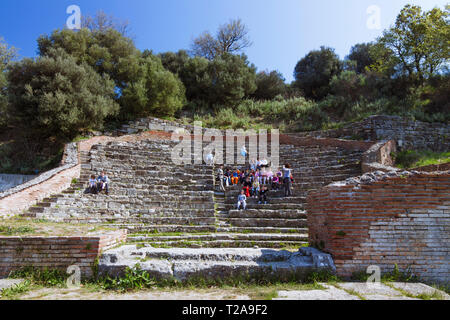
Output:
left=0, top=0, right=447, bottom=82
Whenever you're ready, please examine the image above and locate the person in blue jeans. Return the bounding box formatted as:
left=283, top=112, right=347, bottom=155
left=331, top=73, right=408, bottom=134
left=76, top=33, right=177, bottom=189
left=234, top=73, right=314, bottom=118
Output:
left=282, top=164, right=293, bottom=197
left=237, top=190, right=247, bottom=210
left=96, top=171, right=109, bottom=195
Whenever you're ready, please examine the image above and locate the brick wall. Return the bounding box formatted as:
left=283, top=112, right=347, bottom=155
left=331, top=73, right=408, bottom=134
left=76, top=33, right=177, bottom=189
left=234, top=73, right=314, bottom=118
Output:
left=0, top=230, right=127, bottom=279
left=307, top=171, right=450, bottom=284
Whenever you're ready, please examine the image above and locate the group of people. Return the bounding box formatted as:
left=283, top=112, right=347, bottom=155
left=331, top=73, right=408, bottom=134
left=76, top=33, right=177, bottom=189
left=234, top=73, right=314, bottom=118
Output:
left=217, top=161, right=294, bottom=211
left=87, top=171, right=110, bottom=195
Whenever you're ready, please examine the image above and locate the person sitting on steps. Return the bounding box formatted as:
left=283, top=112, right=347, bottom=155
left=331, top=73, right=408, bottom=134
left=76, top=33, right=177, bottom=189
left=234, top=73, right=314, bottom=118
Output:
left=96, top=171, right=109, bottom=195
left=252, top=178, right=260, bottom=198
left=88, top=175, right=97, bottom=194
left=259, top=185, right=269, bottom=204
left=272, top=174, right=280, bottom=190
left=231, top=169, right=239, bottom=185
left=236, top=190, right=247, bottom=211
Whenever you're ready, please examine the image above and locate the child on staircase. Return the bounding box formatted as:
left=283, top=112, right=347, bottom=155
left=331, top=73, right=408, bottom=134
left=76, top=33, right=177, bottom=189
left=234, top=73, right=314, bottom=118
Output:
left=258, top=185, right=269, bottom=205
left=237, top=190, right=247, bottom=211
left=252, top=178, right=260, bottom=198
left=88, top=175, right=97, bottom=194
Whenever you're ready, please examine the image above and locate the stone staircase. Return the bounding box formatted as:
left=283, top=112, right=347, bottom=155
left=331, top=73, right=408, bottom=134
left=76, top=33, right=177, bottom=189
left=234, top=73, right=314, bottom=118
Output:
left=23, top=134, right=364, bottom=249
left=24, top=140, right=217, bottom=234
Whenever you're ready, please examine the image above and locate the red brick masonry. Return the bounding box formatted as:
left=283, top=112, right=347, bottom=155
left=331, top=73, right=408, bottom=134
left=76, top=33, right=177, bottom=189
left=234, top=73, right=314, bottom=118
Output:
left=0, top=230, right=127, bottom=279
left=307, top=172, right=450, bottom=283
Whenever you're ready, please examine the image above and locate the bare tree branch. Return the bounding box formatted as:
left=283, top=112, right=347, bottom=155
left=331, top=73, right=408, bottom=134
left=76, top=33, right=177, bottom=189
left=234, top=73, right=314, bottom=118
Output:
left=81, top=10, right=131, bottom=36
left=190, top=18, right=252, bottom=60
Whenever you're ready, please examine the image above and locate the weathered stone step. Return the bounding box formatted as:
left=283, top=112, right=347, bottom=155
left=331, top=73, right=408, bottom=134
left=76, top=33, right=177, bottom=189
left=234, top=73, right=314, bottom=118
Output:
left=37, top=207, right=216, bottom=218
left=139, top=240, right=308, bottom=249
left=227, top=217, right=307, bottom=228
left=227, top=209, right=307, bottom=219
left=128, top=232, right=308, bottom=243
left=217, top=226, right=308, bottom=234
left=223, top=203, right=304, bottom=210
left=224, top=197, right=306, bottom=204
left=98, top=246, right=335, bottom=280
left=41, top=216, right=217, bottom=226
left=100, top=224, right=217, bottom=233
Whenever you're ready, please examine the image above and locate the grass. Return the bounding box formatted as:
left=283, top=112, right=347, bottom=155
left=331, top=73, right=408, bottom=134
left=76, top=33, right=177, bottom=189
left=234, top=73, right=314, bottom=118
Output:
left=0, top=225, right=35, bottom=236
left=0, top=280, right=33, bottom=300
left=95, top=265, right=339, bottom=293
left=331, top=283, right=366, bottom=300
left=392, top=150, right=450, bottom=169
left=0, top=217, right=116, bottom=237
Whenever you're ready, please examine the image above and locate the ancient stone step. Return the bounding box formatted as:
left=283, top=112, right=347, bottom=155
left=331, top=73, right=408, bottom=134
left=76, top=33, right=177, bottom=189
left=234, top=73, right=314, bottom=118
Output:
left=128, top=232, right=309, bottom=243
left=101, top=224, right=217, bottom=233
left=227, top=209, right=307, bottom=219
left=226, top=217, right=307, bottom=228
left=98, top=246, right=336, bottom=280
left=217, top=226, right=308, bottom=234
left=136, top=240, right=308, bottom=249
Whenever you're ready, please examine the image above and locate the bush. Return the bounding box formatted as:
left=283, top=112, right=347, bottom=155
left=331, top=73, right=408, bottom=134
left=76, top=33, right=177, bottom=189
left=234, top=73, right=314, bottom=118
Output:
left=7, top=52, right=119, bottom=140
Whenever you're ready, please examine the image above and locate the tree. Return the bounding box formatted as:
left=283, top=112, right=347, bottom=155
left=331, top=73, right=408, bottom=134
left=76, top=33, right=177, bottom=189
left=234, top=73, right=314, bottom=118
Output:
left=178, top=56, right=212, bottom=104
left=252, top=70, right=287, bottom=100
left=7, top=51, right=119, bottom=139
left=120, top=54, right=186, bottom=118
left=37, top=28, right=186, bottom=119
left=158, top=50, right=190, bottom=75
left=191, top=19, right=252, bottom=60
left=208, top=53, right=257, bottom=108
left=0, top=37, right=17, bottom=130
left=82, top=10, right=131, bottom=36
left=375, top=5, right=449, bottom=83
left=346, top=43, right=376, bottom=74
left=293, top=46, right=343, bottom=100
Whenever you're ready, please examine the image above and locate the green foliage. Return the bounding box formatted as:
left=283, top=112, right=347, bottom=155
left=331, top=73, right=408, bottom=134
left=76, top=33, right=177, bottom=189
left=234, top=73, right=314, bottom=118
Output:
left=293, top=46, right=343, bottom=100
left=99, top=265, right=159, bottom=291
left=0, top=225, right=35, bottom=236
left=392, top=150, right=450, bottom=169
left=381, top=264, right=418, bottom=283
left=0, top=280, right=32, bottom=299
left=0, top=37, right=17, bottom=131
left=208, top=53, right=257, bottom=108
left=158, top=50, right=190, bottom=75
left=346, top=42, right=376, bottom=74
left=252, top=70, right=287, bottom=100
left=97, top=265, right=338, bottom=292
left=0, top=136, right=64, bottom=174
left=37, top=28, right=185, bottom=120
left=0, top=71, right=7, bottom=130
left=374, top=5, right=449, bottom=82
left=7, top=51, right=119, bottom=139
left=120, top=54, right=186, bottom=118
left=162, top=52, right=257, bottom=110
left=9, top=267, right=69, bottom=287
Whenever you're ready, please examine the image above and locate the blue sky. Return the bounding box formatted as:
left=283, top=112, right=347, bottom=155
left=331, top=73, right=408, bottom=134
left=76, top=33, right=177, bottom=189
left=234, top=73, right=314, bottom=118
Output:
left=0, top=0, right=447, bottom=82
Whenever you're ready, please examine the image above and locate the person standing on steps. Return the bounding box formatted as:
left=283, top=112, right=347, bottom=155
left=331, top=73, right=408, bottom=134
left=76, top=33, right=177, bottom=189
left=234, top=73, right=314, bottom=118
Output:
left=282, top=163, right=293, bottom=197
left=217, top=165, right=225, bottom=192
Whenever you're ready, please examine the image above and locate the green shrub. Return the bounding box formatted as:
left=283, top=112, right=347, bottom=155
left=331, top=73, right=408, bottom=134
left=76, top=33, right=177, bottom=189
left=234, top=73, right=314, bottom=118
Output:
left=8, top=51, right=119, bottom=140
left=393, top=150, right=450, bottom=169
